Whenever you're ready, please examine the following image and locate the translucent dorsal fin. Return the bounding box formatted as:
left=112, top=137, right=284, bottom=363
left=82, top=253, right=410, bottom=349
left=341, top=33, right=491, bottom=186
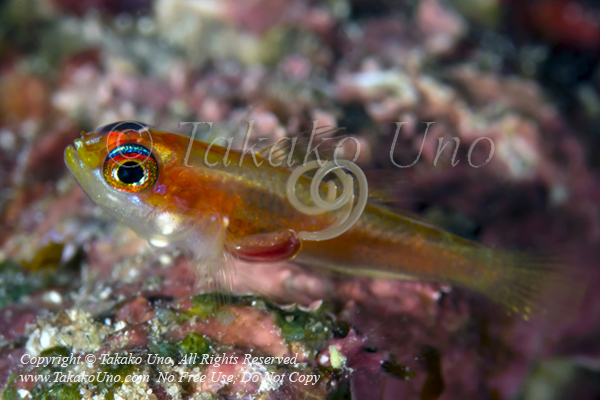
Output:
left=258, top=126, right=346, bottom=167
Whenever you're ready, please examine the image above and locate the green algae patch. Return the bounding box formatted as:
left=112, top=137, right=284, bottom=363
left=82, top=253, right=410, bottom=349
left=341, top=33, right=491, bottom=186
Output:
left=36, top=383, right=81, bottom=400
left=1, top=374, right=19, bottom=400
left=149, top=341, right=181, bottom=360
left=96, top=361, right=137, bottom=400
left=272, top=303, right=334, bottom=351
left=178, top=293, right=221, bottom=322
left=281, top=319, right=306, bottom=341
left=178, top=293, right=237, bottom=326
left=40, top=346, right=70, bottom=358
left=178, top=333, right=212, bottom=366
left=37, top=346, right=72, bottom=375
left=190, top=294, right=219, bottom=317
left=147, top=333, right=213, bottom=367
left=0, top=260, right=43, bottom=309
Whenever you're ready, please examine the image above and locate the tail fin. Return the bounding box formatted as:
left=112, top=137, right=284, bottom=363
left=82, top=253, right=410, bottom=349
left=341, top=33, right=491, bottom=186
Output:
left=466, top=250, right=586, bottom=322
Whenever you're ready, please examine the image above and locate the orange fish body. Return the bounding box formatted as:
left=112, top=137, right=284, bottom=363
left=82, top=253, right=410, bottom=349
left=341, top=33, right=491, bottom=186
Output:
left=65, top=122, right=572, bottom=318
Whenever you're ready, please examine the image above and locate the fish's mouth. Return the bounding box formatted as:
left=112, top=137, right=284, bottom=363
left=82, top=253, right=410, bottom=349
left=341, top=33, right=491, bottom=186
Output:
left=64, top=139, right=97, bottom=195
left=64, top=139, right=84, bottom=175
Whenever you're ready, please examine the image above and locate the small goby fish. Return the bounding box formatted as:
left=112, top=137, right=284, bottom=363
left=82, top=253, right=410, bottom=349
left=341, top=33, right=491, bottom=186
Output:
left=64, top=121, right=572, bottom=318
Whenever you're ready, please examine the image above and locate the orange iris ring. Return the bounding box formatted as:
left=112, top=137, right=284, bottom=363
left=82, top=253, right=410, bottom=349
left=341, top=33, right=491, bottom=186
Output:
left=103, top=144, right=159, bottom=193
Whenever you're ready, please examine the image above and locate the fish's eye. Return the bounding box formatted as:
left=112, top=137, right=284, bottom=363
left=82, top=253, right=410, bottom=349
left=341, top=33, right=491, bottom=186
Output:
left=103, top=144, right=158, bottom=192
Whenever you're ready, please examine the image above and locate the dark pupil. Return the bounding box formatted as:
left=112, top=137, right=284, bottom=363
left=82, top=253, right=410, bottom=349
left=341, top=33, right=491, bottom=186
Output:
left=117, top=161, right=145, bottom=184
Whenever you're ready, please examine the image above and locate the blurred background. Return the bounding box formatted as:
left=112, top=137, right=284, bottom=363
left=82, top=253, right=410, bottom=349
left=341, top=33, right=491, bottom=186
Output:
left=1, top=0, right=600, bottom=399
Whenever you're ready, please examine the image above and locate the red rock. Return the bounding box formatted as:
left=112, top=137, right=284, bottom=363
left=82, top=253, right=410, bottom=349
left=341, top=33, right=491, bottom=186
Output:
left=115, top=296, right=154, bottom=325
